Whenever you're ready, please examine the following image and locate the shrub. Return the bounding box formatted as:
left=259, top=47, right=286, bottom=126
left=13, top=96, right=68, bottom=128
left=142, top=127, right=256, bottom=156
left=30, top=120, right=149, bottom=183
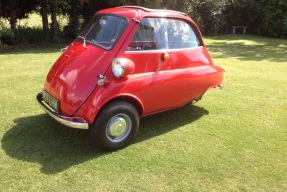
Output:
left=14, top=27, right=45, bottom=44
left=0, top=29, right=16, bottom=45
left=0, top=26, right=45, bottom=45
left=0, top=39, right=3, bottom=49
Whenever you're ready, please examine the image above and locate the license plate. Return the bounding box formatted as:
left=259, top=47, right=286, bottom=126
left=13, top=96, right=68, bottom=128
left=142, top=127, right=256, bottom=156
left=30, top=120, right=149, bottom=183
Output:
left=42, top=90, right=59, bottom=112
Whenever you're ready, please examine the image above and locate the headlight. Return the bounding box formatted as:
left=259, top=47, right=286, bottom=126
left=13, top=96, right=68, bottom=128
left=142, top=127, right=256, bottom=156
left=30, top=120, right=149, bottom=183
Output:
left=112, top=58, right=125, bottom=78
left=112, top=58, right=135, bottom=78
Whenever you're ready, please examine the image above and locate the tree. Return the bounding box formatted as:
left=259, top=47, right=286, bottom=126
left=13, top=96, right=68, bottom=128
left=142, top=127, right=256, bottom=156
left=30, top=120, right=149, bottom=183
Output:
left=40, top=0, right=49, bottom=42
left=69, top=0, right=80, bottom=38
left=0, top=0, right=38, bottom=29
left=0, top=0, right=2, bottom=17
left=6, top=0, right=17, bottom=30
left=256, top=0, right=287, bottom=37
left=186, top=0, right=226, bottom=35
left=1, top=0, right=286, bottom=45
left=50, top=0, right=60, bottom=43
left=223, top=0, right=287, bottom=38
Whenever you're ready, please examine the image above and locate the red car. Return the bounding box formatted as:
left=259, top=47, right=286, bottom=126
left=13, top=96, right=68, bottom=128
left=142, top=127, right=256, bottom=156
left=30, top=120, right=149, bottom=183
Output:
left=37, top=6, right=224, bottom=151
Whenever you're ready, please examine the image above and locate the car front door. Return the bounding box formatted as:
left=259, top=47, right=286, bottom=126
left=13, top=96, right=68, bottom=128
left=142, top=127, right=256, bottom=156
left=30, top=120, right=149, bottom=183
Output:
left=122, top=17, right=211, bottom=114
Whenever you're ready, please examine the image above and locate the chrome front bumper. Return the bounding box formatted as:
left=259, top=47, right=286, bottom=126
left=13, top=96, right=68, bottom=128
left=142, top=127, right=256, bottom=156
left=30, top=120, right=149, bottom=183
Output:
left=36, top=93, right=89, bottom=129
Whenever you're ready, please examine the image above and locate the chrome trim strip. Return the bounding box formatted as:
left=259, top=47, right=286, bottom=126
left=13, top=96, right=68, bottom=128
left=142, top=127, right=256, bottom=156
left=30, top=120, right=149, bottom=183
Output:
left=125, top=46, right=203, bottom=54
left=36, top=93, right=89, bottom=129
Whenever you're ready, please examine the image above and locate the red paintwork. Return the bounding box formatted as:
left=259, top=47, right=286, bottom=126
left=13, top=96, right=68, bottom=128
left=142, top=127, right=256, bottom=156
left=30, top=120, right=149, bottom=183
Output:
left=43, top=7, right=224, bottom=124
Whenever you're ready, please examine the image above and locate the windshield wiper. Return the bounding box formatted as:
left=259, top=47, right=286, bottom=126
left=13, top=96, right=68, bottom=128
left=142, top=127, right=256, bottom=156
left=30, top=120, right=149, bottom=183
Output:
left=77, top=36, right=87, bottom=49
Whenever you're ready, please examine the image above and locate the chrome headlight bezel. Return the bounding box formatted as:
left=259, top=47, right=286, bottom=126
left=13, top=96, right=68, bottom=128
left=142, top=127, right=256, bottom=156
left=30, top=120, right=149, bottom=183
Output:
left=112, top=58, right=135, bottom=78
left=112, top=58, right=125, bottom=78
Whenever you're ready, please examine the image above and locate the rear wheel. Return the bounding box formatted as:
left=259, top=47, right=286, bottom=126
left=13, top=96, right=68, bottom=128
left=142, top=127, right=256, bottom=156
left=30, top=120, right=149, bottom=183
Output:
left=90, top=101, right=139, bottom=151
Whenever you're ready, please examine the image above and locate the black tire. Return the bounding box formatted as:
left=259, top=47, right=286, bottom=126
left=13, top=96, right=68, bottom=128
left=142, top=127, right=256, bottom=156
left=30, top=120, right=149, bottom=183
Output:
left=90, top=101, right=139, bottom=151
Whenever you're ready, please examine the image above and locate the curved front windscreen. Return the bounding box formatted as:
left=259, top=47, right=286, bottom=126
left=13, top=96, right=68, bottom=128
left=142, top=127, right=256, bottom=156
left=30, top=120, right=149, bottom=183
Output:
left=78, top=15, right=128, bottom=50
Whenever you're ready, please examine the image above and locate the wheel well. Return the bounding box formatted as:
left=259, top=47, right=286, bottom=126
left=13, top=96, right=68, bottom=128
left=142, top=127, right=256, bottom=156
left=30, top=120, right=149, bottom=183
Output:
left=103, top=96, right=143, bottom=116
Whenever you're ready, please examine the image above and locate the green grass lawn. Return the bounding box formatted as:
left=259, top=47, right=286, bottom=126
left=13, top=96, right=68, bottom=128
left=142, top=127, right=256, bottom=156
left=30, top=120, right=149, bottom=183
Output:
left=1, top=35, right=287, bottom=191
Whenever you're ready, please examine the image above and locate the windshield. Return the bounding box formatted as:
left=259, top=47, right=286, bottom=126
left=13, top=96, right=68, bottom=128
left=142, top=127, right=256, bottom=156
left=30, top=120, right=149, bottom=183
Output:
left=78, top=14, right=128, bottom=50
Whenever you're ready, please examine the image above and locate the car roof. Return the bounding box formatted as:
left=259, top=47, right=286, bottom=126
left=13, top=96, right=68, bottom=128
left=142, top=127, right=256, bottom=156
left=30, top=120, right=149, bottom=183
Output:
left=97, top=6, right=190, bottom=20
left=121, top=6, right=188, bottom=16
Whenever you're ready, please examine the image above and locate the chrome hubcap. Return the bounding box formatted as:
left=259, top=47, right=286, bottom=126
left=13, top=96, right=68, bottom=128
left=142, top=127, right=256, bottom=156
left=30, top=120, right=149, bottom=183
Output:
left=106, top=114, right=132, bottom=142
left=109, top=117, right=126, bottom=137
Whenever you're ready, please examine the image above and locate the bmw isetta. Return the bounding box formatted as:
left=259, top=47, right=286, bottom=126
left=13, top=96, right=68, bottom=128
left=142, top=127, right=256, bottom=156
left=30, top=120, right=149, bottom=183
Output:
left=37, top=6, right=224, bottom=151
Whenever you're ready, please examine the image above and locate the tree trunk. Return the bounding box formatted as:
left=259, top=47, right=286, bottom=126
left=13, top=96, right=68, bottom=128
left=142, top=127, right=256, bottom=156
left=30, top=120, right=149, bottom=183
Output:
left=0, top=0, right=2, bottom=17
left=50, top=0, right=60, bottom=43
left=69, top=0, right=80, bottom=38
left=9, top=1, right=17, bottom=30
left=41, top=0, right=49, bottom=42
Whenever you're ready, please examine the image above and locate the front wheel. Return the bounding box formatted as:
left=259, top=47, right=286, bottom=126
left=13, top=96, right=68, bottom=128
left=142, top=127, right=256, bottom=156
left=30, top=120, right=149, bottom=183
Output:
left=90, top=101, right=139, bottom=151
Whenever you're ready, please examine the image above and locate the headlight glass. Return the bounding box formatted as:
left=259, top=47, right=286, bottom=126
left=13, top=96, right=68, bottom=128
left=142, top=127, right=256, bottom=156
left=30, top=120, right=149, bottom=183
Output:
left=112, top=58, right=125, bottom=78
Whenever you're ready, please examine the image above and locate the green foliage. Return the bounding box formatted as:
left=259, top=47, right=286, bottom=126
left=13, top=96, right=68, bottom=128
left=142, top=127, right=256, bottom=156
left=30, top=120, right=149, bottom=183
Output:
left=0, top=26, right=45, bottom=45
left=258, top=0, right=287, bottom=38
left=0, top=28, right=15, bottom=45
left=187, top=0, right=226, bottom=35
left=0, top=39, right=3, bottom=49
left=14, top=26, right=45, bottom=44
left=0, top=0, right=39, bottom=29
left=1, top=0, right=287, bottom=43
left=224, top=0, right=287, bottom=38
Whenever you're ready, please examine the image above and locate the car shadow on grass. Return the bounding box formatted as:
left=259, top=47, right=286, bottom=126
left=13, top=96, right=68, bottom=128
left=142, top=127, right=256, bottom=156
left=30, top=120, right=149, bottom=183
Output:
left=2, top=104, right=208, bottom=175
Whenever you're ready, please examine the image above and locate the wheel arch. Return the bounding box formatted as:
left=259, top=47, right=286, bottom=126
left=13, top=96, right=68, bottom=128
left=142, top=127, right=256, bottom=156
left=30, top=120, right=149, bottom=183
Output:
left=98, top=95, right=144, bottom=118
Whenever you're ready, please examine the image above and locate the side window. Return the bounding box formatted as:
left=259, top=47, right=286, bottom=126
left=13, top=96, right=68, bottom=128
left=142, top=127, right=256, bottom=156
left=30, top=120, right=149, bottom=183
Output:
left=166, top=19, right=201, bottom=49
left=128, top=21, right=157, bottom=51
left=127, top=17, right=201, bottom=51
